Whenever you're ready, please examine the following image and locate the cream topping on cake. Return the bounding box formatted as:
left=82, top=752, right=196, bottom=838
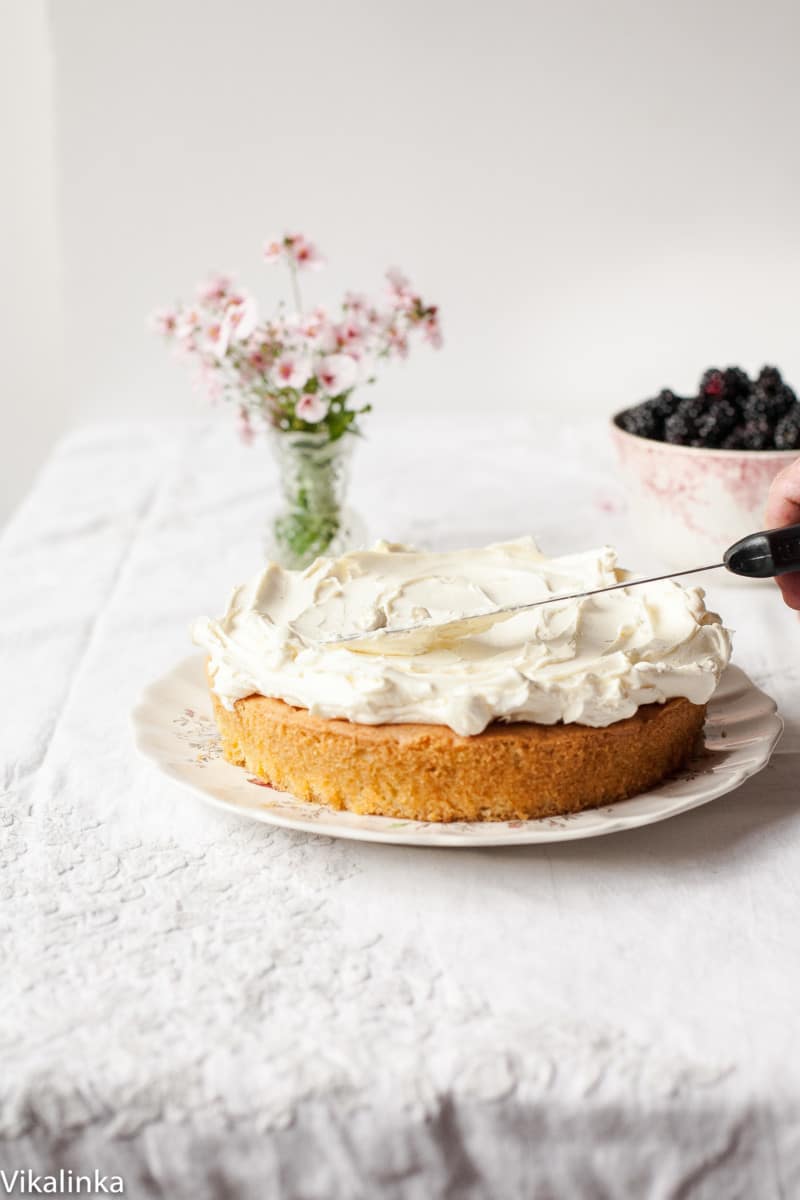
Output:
left=193, top=538, right=732, bottom=736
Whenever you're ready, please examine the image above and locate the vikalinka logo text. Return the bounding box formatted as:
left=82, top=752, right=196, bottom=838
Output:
left=0, top=1171, right=123, bottom=1194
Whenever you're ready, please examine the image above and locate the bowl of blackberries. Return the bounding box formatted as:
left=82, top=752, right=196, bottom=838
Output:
left=612, top=365, right=799, bottom=574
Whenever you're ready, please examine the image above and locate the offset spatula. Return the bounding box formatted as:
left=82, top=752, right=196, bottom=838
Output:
left=319, top=522, right=800, bottom=656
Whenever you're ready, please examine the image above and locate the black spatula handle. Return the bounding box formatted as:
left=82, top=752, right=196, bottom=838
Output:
left=724, top=522, right=800, bottom=578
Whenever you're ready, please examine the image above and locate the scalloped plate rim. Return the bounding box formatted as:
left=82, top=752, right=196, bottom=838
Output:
left=131, top=658, right=783, bottom=847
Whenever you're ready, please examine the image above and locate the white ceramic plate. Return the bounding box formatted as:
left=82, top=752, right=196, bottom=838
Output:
left=132, top=658, right=782, bottom=847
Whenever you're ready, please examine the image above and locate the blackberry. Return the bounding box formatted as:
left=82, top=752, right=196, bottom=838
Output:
left=756, top=365, right=783, bottom=393
left=618, top=390, right=680, bottom=440
left=682, top=396, right=706, bottom=421
left=664, top=397, right=705, bottom=446
left=619, top=405, right=658, bottom=439
left=722, top=366, right=751, bottom=402
left=743, top=382, right=795, bottom=425
left=618, top=408, right=657, bottom=441
left=720, top=427, right=746, bottom=450
left=699, top=368, right=725, bottom=398
left=736, top=418, right=773, bottom=450
left=623, top=365, right=797, bottom=449
left=696, top=399, right=739, bottom=447
left=775, top=402, right=800, bottom=450
left=650, top=388, right=681, bottom=419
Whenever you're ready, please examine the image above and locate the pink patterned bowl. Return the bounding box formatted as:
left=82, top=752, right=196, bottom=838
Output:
left=611, top=415, right=797, bottom=577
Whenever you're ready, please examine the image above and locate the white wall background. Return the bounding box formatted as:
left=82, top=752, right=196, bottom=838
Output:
left=1, top=0, right=63, bottom=522
left=3, top=0, right=800, bottom=522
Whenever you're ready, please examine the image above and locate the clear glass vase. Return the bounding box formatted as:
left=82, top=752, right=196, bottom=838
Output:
left=265, top=429, right=366, bottom=568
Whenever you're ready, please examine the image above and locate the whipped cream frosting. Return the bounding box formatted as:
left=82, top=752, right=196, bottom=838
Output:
left=193, top=539, right=732, bottom=737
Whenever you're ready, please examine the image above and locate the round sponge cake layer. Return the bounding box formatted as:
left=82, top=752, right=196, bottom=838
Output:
left=209, top=679, right=706, bottom=823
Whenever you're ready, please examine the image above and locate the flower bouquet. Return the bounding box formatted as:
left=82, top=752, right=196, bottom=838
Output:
left=153, top=233, right=441, bottom=566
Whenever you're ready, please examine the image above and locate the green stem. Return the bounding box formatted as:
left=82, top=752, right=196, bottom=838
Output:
left=274, top=437, right=344, bottom=566
left=288, top=261, right=302, bottom=314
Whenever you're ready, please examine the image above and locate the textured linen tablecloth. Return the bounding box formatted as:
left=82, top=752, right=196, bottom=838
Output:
left=1, top=414, right=799, bottom=1200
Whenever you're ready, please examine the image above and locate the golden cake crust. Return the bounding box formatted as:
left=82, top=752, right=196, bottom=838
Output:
left=209, top=669, right=706, bottom=823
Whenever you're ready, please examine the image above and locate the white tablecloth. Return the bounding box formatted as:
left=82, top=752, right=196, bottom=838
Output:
left=2, top=414, right=799, bottom=1199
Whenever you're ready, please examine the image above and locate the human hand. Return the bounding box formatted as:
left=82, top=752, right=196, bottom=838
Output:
left=765, top=458, right=800, bottom=610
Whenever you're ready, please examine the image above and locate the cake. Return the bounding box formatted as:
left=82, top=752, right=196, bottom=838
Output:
left=193, top=539, right=731, bottom=822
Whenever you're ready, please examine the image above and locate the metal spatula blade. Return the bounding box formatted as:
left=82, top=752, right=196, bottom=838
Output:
left=310, top=521, right=800, bottom=657
left=321, top=563, right=724, bottom=655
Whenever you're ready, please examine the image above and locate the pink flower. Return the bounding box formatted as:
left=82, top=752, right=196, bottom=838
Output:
left=298, top=307, right=329, bottom=341
left=174, top=335, right=198, bottom=358
left=292, top=236, right=324, bottom=271
left=152, top=237, right=442, bottom=440
left=386, top=267, right=411, bottom=298
left=263, top=238, right=284, bottom=265
left=423, top=313, right=443, bottom=349
left=296, top=393, right=328, bottom=423
left=197, top=274, right=233, bottom=303
left=343, top=291, right=367, bottom=314
left=149, top=308, right=178, bottom=336
left=176, top=308, right=202, bottom=343
left=204, top=319, right=230, bottom=359
left=309, top=321, right=339, bottom=354
left=222, top=295, right=258, bottom=343
left=247, top=347, right=269, bottom=371
left=270, top=352, right=312, bottom=390
left=334, top=320, right=364, bottom=349
left=316, top=353, right=358, bottom=394
left=384, top=325, right=409, bottom=358
left=263, top=232, right=325, bottom=271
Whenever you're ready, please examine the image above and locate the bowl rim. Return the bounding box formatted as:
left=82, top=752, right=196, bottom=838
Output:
left=610, top=411, right=799, bottom=459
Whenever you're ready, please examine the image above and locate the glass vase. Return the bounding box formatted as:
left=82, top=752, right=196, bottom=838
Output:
left=265, top=429, right=366, bottom=569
